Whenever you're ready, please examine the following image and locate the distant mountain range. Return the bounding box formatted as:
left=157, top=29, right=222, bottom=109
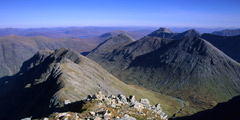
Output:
left=212, top=29, right=240, bottom=36
left=80, top=30, right=149, bottom=44
left=0, top=27, right=154, bottom=39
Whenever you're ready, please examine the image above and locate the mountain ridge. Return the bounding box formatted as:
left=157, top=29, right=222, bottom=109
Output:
left=0, top=48, right=182, bottom=119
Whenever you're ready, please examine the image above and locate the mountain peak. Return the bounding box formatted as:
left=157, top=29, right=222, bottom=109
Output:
left=148, top=27, right=173, bottom=38
left=157, top=27, right=173, bottom=33
left=185, top=29, right=201, bottom=35
left=171, top=29, right=201, bottom=39
left=52, top=48, right=82, bottom=64
left=87, top=33, right=134, bottom=58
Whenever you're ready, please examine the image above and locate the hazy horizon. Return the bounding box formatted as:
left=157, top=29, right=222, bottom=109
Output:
left=1, top=0, right=240, bottom=28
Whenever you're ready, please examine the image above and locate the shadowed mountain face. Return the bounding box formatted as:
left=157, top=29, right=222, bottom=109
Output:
left=0, top=48, right=182, bottom=119
left=88, top=35, right=174, bottom=72
left=201, top=34, right=240, bottom=62
left=172, top=95, right=240, bottom=120
left=212, top=29, right=240, bottom=36
left=87, top=32, right=240, bottom=116
left=0, top=35, right=96, bottom=77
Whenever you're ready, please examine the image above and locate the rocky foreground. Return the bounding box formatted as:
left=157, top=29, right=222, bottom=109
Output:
left=36, top=91, right=168, bottom=120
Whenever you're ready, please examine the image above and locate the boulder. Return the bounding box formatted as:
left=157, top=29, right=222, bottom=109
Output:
left=117, top=114, right=136, bottom=120
left=117, top=94, right=128, bottom=104
left=128, top=95, right=136, bottom=103
left=140, top=99, right=151, bottom=109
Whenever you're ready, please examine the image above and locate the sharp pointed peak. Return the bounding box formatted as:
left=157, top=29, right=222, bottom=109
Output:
left=185, top=29, right=200, bottom=34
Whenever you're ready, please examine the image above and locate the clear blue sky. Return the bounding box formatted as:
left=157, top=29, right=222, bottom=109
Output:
left=0, top=0, right=240, bottom=28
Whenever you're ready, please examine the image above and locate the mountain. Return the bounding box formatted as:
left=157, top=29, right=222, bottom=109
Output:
left=81, top=30, right=151, bottom=44
left=0, top=35, right=96, bottom=77
left=172, top=29, right=201, bottom=39
left=148, top=28, right=174, bottom=38
left=87, top=33, right=135, bottom=59
left=172, top=95, right=240, bottom=120
left=148, top=28, right=201, bottom=40
left=212, top=29, right=240, bottom=36
left=0, top=48, right=182, bottom=119
left=201, top=33, right=240, bottom=62
left=88, top=35, right=173, bottom=72
left=87, top=34, right=240, bottom=116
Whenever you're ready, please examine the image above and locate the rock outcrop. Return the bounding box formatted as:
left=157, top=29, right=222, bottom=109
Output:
left=44, top=91, right=168, bottom=120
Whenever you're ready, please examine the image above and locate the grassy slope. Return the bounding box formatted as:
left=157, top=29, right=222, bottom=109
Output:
left=60, top=61, right=182, bottom=117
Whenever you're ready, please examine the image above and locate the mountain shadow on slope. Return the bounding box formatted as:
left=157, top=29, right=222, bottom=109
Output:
left=201, top=33, right=240, bottom=62
left=172, top=95, right=240, bottom=120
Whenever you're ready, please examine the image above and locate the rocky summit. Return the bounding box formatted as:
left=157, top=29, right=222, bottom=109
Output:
left=36, top=91, right=168, bottom=120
